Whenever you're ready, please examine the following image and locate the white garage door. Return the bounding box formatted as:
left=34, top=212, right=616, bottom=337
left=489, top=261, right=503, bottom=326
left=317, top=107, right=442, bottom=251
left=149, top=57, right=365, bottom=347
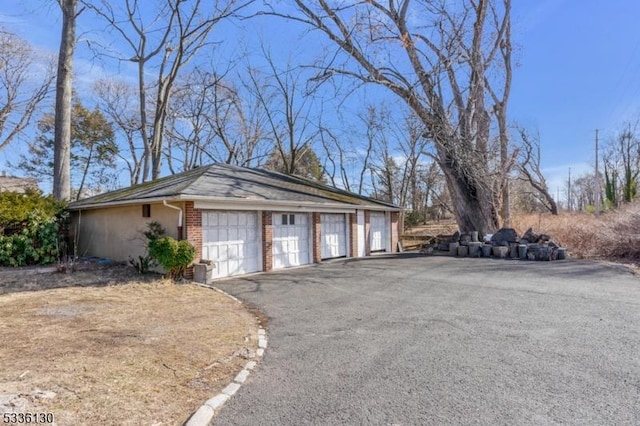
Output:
left=202, top=211, right=261, bottom=279
left=273, top=213, right=310, bottom=269
left=321, top=213, right=347, bottom=259
left=370, top=212, right=388, bottom=252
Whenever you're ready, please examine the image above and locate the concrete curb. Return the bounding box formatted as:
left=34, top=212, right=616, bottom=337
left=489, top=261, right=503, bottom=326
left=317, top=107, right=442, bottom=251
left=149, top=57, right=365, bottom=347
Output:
left=185, top=285, right=266, bottom=426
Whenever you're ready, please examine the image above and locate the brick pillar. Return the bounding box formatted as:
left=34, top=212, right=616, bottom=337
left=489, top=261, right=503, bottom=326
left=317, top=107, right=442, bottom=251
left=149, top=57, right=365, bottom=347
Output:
left=184, top=201, right=202, bottom=279
left=390, top=211, right=400, bottom=253
left=262, top=212, right=273, bottom=272
left=312, top=212, right=322, bottom=263
left=364, top=210, right=371, bottom=256
left=349, top=213, right=358, bottom=257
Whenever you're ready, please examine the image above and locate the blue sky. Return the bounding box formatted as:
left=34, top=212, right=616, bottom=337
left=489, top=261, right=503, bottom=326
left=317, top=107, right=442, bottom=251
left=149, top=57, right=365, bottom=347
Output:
left=511, top=0, right=640, bottom=191
left=1, top=1, right=640, bottom=198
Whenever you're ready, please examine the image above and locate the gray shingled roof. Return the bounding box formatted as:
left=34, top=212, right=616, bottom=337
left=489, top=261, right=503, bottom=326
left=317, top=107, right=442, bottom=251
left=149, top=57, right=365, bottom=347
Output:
left=67, top=164, right=399, bottom=210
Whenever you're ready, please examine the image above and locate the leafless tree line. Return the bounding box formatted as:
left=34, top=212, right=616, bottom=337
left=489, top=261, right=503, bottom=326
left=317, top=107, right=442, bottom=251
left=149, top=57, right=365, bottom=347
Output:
left=266, top=0, right=514, bottom=234
left=5, top=0, right=533, bottom=237
left=0, top=28, right=54, bottom=152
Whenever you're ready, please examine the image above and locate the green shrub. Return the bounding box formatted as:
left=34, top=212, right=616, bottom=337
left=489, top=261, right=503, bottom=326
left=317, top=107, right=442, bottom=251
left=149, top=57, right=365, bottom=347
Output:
left=128, top=254, right=154, bottom=274
left=0, top=189, right=65, bottom=226
left=148, top=236, right=195, bottom=279
left=129, top=221, right=166, bottom=274
left=0, top=209, right=59, bottom=266
left=0, top=190, right=66, bottom=267
left=143, top=221, right=165, bottom=242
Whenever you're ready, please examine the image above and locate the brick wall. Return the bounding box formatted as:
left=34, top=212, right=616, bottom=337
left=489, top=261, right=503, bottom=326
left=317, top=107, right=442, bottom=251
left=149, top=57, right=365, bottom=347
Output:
left=312, top=212, right=322, bottom=263
left=390, top=211, right=400, bottom=253
left=364, top=210, right=371, bottom=256
left=184, top=201, right=202, bottom=279
left=349, top=213, right=358, bottom=257
left=262, top=211, right=273, bottom=272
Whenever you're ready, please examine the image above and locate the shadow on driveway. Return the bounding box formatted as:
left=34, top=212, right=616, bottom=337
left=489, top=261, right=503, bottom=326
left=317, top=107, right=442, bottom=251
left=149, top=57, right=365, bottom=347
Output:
left=214, top=256, right=640, bottom=425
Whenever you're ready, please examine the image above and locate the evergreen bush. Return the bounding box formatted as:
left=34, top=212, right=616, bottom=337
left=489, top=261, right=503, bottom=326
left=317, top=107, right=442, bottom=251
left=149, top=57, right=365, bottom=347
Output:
left=148, top=236, right=195, bottom=279
left=0, top=209, right=60, bottom=266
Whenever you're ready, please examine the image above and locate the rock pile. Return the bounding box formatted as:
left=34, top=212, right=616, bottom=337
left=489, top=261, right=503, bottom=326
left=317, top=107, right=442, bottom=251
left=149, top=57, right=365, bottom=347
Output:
left=424, top=227, right=567, bottom=261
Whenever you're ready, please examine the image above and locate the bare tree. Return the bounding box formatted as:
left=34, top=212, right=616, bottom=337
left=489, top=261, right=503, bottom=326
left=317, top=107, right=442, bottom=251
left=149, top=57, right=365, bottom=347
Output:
left=419, top=161, right=447, bottom=218
left=319, top=102, right=431, bottom=211
left=53, top=0, right=82, bottom=201
left=86, top=0, right=252, bottom=181
left=516, top=128, right=558, bottom=215
left=165, top=67, right=268, bottom=171
left=0, top=29, right=54, bottom=152
left=94, top=78, right=143, bottom=185
left=268, top=0, right=513, bottom=234
left=601, top=121, right=640, bottom=206
left=165, top=69, right=223, bottom=172
left=615, top=122, right=639, bottom=203
left=369, top=111, right=427, bottom=207
left=370, top=143, right=400, bottom=204
left=357, top=106, right=381, bottom=195
left=319, top=104, right=389, bottom=196
left=317, top=125, right=346, bottom=189
left=510, top=177, right=552, bottom=214
left=486, top=1, right=513, bottom=225
left=397, top=113, right=430, bottom=211
left=572, top=174, right=598, bottom=211
left=247, top=51, right=320, bottom=176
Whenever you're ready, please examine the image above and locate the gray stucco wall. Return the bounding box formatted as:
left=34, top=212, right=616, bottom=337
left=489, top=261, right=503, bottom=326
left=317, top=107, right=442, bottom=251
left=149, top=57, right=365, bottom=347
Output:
left=70, top=203, right=182, bottom=262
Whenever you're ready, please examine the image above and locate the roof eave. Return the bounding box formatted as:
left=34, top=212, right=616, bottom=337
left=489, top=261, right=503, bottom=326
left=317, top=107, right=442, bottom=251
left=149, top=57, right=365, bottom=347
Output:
left=67, top=194, right=402, bottom=212
left=187, top=195, right=401, bottom=211
left=66, top=195, right=186, bottom=210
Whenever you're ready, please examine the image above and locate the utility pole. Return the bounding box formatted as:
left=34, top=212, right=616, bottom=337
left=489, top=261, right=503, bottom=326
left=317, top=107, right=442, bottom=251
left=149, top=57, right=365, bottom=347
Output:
left=595, top=129, right=600, bottom=216
left=568, top=167, right=572, bottom=212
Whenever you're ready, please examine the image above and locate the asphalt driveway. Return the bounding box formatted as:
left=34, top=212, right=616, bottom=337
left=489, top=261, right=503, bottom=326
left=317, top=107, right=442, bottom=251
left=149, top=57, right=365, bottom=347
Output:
left=213, top=255, right=640, bottom=425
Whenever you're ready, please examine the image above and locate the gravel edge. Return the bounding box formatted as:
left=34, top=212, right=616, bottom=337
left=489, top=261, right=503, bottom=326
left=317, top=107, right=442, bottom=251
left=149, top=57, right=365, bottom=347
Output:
left=184, top=284, right=267, bottom=426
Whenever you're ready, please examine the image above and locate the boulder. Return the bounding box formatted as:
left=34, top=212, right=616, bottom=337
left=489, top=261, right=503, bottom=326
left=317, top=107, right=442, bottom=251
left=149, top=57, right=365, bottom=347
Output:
left=538, top=234, right=551, bottom=243
left=522, top=227, right=539, bottom=243
left=492, top=246, right=509, bottom=258
left=468, top=242, right=483, bottom=257
left=490, top=228, right=519, bottom=246
left=518, top=244, right=528, bottom=260
left=509, top=243, right=519, bottom=258
left=437, top=242, right=450, bottom=251
left=530, top=245, right=555, bottom=261
left=557, top=248, right=568, bottom=260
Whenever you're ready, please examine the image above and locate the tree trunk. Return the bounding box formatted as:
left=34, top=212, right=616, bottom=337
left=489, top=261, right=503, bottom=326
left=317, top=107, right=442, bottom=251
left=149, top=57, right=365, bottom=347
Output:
left=281, top=0, right=511, bottom=234
left=442, top=160, right=499, bottom=236
left=76, top=143, right=93, bottom=201
left=53, top=0, right=77, bottom=201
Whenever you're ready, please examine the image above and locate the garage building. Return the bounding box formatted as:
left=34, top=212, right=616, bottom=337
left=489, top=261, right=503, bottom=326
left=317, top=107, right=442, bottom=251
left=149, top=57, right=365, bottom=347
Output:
left=68, top=164, right=401, bottom=279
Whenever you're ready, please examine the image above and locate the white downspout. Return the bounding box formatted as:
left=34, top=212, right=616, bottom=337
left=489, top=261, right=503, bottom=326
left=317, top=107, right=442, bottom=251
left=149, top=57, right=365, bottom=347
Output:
left=163, top=200, right=184, bottom=239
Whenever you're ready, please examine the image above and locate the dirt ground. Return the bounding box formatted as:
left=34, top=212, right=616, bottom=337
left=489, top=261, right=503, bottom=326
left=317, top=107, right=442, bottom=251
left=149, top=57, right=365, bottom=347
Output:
left=0, top=260, right=262, bottom=425
left=0, top=258, right=160, bottom=295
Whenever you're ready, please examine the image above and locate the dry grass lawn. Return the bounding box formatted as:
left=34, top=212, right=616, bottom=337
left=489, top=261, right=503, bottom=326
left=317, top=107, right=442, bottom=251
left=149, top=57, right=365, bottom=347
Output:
left=511, top=203, right=640, bottom=263
left=0, top=280, right=260, bottom=425
left=405, top=203, right=640, bottom=267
